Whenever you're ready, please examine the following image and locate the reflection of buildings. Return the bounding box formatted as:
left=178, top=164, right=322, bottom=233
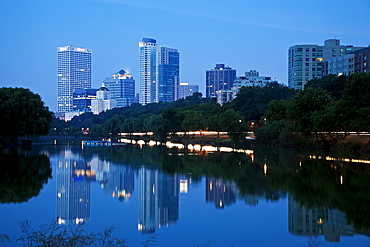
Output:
left=56, top=149, right=95, bottom=225
left=206, top=177, right=237, bottom=209
left=138, top=168, right=179, bottom=233
left=288, top=195, right=355, bottom=243
left=93, top=158, right=135, bottom=201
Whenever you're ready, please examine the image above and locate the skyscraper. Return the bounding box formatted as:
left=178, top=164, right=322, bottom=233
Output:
left=57, top=45, right=92, bottom=114
left=206, top=64, right=236, bottom=98
left=103, top=69, right=136, bottom=108
left=139, top=38, right=179, bottom=105
left=288, top=39, right=364, bottom=90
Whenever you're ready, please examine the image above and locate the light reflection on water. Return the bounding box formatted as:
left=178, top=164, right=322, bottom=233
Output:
left=0, top=142, right=369, bottom=247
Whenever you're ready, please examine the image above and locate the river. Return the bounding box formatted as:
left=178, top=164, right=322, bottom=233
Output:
left=0, top=138, right=369, bottom=246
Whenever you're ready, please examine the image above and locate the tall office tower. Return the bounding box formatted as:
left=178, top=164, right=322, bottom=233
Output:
left=57, top=45, right=92, bottom=113
left=178, top=82, right=199, bottom=99
left=103, top=69, right=136, bottom=108
left=139, top=38, right=180, bottom=105
left=288, top=39, right=364, bottom=90
left=206, top=64, right=236, bottom=98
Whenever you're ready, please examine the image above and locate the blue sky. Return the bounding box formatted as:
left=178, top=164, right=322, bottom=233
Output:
left=1, top=0, right=369, bottom=112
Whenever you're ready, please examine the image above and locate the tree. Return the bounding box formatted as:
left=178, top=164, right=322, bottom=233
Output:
left=218, top=109, right=248, bottom=143
left=264, top=99, right=290, bottom=122
left=335, top=73, right=370, bottom=132
left=288, top=87, right=333, bottom=136
left=304, top=74, right=348, bottom=101
left=229, top=83, right=296, bottom=121
left=0, top=87, right=52, bottom=144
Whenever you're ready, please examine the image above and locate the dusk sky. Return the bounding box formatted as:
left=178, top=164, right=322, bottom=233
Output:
left=1, top=0, right=369, bottom=112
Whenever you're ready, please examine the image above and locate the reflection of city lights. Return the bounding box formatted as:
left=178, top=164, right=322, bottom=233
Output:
left=137, top=140, right=145, bottom=145
left=219, top=147, right=233, bottom=152
left=210, top=181, right=213, bottom=191
left=180, top=180, right=188, bottom=193
left=57, top=218, right=65, bottom=225
left=202, top=146, right=218, bottom=152
left=317, top=218, right=323, bottom=224
left=148, top=140, right=157, bottom=146
left=219, top=200, right=223, bottom=208
left=75, top=218, right=84, bottom=224
left=57, top=193, right=62, bottom=198
left=264, top=164, right=268, bottom=175
left=310, top=155, right=370, bottom=164
left=340, top=175, right=344, bottom=185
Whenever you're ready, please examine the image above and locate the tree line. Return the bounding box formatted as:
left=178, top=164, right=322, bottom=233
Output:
left=256, top=73, right=370, bottom=147
left=2, top=73, right=369, bottom=147
left=50, top=82, right=296, bottom=144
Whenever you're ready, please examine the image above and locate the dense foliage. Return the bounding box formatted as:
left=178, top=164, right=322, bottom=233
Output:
left=228, top=82, right=296, bottom=121
left=0, top=87, right=53, bottom=143
left=256, top=73, right=370, bottom=147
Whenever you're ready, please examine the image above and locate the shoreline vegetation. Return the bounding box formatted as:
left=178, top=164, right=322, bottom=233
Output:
left=2, top=74, right=370, bottom=156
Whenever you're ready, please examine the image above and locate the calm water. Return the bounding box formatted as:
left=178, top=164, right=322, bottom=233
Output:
left=1, top=140, right=370, bottom=247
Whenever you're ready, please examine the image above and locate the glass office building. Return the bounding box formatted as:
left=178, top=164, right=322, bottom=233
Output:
left=57, top=45, right=92, bottom=113
left=139, top=38, right=179, bottom=105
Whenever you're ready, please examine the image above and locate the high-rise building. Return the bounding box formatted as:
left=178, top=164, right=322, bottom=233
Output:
left=139, top=38, right=179, bottom=105
left=288, top=39, right=364, bottom=90
left=177, top=82, right=199, bottom=100
left=206, top=64, right=236, bottom=98
left=57, top=45, right=92, bottom=113
left=103, top=69, right=136, bottom=108
left=72, top=88, right=97, bottom=112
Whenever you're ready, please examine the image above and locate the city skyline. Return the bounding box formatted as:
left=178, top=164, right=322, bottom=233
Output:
left=1, top=0, right=369, bottom=111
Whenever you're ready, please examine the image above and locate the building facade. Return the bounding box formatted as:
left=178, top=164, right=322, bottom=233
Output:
left=216, top=70, right=274, bottom=105
left=233, top=70, right=274, bottom=88
left=90, top=84, right=116, bottom=115
left=177, top=82, right=199, bottom=99
left=103, top=69, right=136, bottom=108
left=206, top=64, right=236, bottom=98
left=288, top=39, right=364, bottom=90
left=72, top=88, right=97, bottom=112
left=323, top=46, right=370, bottom=77
left=57, top=45, right=92, bottom=113
left=139, top=38, right=179, bottom=105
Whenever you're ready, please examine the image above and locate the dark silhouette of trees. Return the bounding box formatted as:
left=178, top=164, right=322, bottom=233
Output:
left=0, top=87, right=52, bottom=144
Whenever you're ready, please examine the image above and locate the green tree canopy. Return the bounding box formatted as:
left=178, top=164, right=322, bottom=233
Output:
left=288, top=87, right=333, bottom=135
left=304, top=74, right=348, bottom=101
left=229, top=83, right=296, bottom=121
left=0, top=87, right=52, bottom=143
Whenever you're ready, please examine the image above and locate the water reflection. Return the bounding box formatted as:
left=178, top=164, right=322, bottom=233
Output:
left=92, top=157, right=135, bottom=200
left=41, top=142, right=370, bottom=244
left=289, top=195, right=355, bottom=243
left=138, top=168, right=179, bottom=233
left=0, top=148, right=52, bottom=204
left=206, top=178, right=237, bottom=209
left=56, top=148, right=93, bottom=225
